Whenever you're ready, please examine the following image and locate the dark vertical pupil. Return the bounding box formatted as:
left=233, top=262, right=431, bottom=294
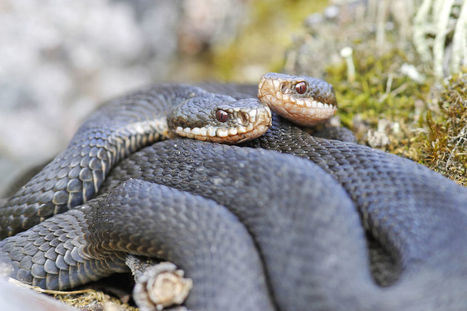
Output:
left=216, top=110, right=229, bottom=122
left=295, top=82, right=307, bottom=94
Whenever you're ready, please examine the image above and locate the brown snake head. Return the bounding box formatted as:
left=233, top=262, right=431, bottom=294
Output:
left=258, top=72, right=337, bottom=126
left=168, top=94, right=272, bottom=144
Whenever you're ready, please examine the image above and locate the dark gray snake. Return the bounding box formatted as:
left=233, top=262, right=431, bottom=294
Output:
left=1, top=74, right=467, bottom=311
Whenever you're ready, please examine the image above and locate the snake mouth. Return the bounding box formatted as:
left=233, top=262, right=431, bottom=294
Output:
left=258, top=73, right=337, bottom=126
left=175, top=106, right=272, bottom=144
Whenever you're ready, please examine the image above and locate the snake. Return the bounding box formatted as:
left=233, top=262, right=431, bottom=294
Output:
left=0, top=84, right=272, bottom=238
left=1, top=73, right=467, bottom=311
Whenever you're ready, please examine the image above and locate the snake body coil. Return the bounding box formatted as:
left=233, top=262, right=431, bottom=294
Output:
left=0, top=85, right=271, bottom=238
left=1, top=75, right=467, bottom=311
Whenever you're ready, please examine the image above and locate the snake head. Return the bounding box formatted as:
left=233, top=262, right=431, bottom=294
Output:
left=258, top=72, right=337, bottom=126
left=167, top=94, right=272, bottom=144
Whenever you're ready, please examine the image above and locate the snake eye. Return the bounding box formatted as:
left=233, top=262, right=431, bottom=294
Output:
left=295, top=82, right=307, bottom=94
left=216, top=110, right=229, bottom=122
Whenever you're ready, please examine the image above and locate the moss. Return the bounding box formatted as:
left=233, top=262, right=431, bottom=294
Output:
left=325, top=48, right=466, bottom=185
left=54, top=290, right=138, bottom=311
left=325, top=48, right=431, bottom=137
left=413, top=74, right=466, bottom=185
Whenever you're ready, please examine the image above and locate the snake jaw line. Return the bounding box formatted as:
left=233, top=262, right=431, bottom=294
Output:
left=167, top=93, right=271, bottom=144
left=174, top=105, right=271, bottom=143
left=258, top=73, right=337, bottom=126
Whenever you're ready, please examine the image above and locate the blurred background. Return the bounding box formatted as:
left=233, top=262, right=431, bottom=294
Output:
left=0, top=0, right=465, bottom=196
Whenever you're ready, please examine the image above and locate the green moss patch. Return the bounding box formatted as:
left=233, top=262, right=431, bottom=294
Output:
left=414, top=74, right=466, bottom=185
left=325, top=48, right=466, bottom=185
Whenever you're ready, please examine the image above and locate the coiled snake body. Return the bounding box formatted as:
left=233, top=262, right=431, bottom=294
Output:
left=1, top=74, right=467, bottom=311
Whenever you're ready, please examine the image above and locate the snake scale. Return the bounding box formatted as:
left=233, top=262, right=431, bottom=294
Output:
left=1, top=73, right=467, bottom=311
